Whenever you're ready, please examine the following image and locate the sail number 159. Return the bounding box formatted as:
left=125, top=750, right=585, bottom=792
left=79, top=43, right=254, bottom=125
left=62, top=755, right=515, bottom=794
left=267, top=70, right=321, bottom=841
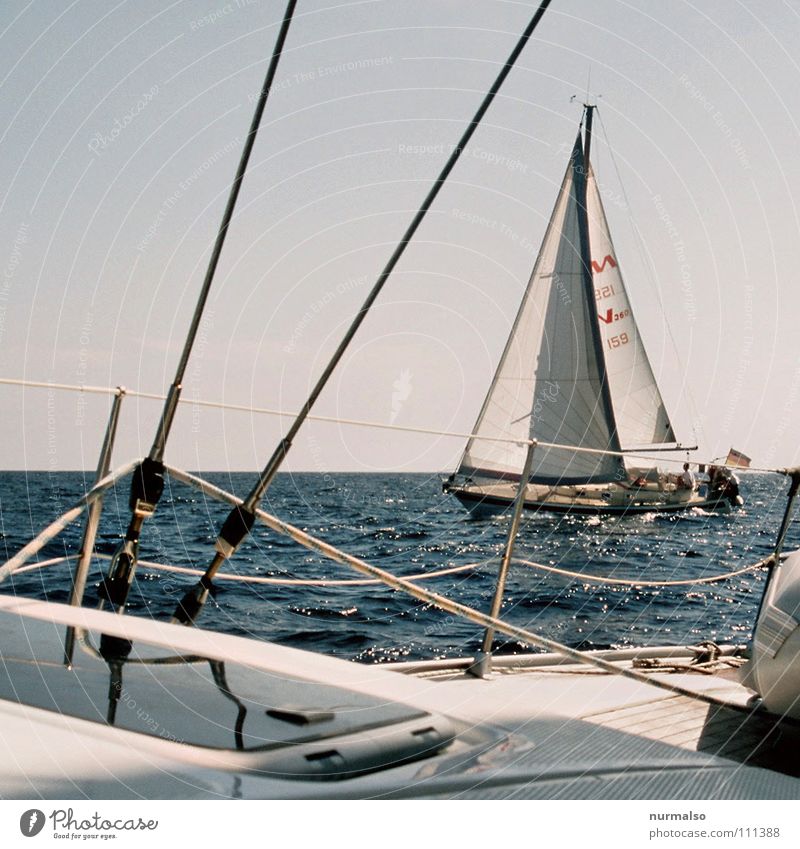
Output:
left=607, top=332, right=629, bottom=350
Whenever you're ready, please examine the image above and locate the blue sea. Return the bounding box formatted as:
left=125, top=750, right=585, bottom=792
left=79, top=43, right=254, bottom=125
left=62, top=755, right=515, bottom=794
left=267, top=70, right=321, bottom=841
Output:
left=1, top=471, right=797, bottom=662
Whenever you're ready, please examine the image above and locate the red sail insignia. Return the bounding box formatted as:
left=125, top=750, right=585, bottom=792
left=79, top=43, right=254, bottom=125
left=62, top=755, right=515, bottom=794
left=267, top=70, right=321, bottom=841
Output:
left=591, top=255, right=617, bottom=273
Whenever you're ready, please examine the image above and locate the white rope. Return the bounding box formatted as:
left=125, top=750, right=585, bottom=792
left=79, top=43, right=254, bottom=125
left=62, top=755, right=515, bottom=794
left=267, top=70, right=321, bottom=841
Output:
left=6, top=551, right=481, bottom=586
left=9, top=548, right=770, bottom=591
left=138, top=558, right=480, bottom=586
left=0, top=378, right=124, bottom=397
left=12, top=555, right=78, bottom=574
left=0, top=376, right=785, bottom=472
left=0, top=460, right=138, bottom=582
left=513, top=556, right=772, bottom=587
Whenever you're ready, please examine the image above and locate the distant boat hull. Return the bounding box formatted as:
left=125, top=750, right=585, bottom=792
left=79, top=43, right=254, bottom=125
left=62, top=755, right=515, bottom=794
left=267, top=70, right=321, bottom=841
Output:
left=445, top=480, right=739, bottom=517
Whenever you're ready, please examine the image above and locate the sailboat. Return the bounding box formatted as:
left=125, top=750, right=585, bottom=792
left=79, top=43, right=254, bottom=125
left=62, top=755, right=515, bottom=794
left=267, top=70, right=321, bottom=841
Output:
left=2, top=1, right=798, bottom=805
left=445, top=106, right=742, bottom=516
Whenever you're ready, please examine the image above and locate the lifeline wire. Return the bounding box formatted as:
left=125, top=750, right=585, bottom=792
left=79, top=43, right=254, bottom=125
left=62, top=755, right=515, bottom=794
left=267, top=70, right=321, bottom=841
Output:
left=9, top=551, right=771, bottom=589
left=0, top=377, right=784, bottom=474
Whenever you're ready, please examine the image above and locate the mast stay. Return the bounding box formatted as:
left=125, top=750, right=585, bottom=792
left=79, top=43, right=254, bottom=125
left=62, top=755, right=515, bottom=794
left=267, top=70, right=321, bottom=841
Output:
left=584, top=104, right=678, bottom=452
left=170, top=0, right=556, bottom=626
left=95, top=0, right=300, bottom=646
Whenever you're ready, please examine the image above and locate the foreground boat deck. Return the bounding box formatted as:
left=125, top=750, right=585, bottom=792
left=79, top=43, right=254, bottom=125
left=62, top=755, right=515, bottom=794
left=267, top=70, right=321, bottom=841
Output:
left=584, top=692, right=796, bottom=776
left=392, top=652, right=800, bottom=779
left=1, top=596, right=798, bottom=799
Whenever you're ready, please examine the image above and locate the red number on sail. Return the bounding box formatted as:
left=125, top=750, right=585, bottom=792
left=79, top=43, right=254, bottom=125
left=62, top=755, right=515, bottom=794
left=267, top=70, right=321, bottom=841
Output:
left=598, top=308, right=630, bottom=324
left=592, top=255, right=617, bottom=273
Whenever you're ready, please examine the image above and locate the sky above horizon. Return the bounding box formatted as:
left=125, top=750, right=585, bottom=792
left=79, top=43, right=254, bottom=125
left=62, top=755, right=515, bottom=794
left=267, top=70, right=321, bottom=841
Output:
left=1, top=0, right=799, bottom=473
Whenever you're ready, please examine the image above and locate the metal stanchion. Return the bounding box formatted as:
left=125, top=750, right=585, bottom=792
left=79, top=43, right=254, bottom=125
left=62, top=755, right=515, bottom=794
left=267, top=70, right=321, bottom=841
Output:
left=64, top=388, right=125, bottom=666
left=468, top=440, right=537, bottom=678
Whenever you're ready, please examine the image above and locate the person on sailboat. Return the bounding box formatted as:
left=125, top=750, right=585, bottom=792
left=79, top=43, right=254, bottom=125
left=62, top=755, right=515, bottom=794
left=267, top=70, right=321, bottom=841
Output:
left=679, top=463, right=696, bottom=491
left=709, top=466, right=742, bottom=506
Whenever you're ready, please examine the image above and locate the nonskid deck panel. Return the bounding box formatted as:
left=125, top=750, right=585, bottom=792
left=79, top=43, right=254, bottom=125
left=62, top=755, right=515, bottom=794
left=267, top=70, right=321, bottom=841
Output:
left=582, top=694, right=800, bottom=778
left=393, top=649, right=800, bottom=783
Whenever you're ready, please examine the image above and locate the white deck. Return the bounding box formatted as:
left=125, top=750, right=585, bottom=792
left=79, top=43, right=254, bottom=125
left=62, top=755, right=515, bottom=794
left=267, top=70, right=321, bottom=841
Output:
left=1, top=595, right=798, bottom=800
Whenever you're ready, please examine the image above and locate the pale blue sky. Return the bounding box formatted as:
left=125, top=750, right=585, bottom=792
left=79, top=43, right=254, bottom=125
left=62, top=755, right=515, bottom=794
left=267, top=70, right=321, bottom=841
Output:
left=1, top=0, right=799, bottom=472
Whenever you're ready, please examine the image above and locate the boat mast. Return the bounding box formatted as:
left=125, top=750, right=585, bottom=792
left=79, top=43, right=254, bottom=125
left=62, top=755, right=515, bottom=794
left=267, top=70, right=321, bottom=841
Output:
left=583, top=102, right=594, bottom=165
left=575, top=104, right=623, bottom=461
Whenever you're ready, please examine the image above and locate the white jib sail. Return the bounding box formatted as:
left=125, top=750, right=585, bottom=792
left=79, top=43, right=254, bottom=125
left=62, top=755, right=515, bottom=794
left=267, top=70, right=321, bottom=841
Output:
left=585, top=167, right=676, bottom=448
left=458, top=137, right=624, bottom=485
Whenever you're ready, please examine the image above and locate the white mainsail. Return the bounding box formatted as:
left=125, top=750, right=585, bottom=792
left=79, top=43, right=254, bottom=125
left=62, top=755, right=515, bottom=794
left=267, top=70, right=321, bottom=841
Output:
left=458, top=136, right=624, bottom=485
left=586, top=167, right=676, bottom=448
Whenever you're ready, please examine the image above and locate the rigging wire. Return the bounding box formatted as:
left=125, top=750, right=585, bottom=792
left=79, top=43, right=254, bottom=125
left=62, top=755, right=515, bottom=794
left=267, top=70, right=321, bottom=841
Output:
left=170, top=0, right=556, bottom=626
left=149, top=0, right=299, bottom=464
left=594, top=107, right=707, bottom=452
left=94, top=0, right=300, bottom=638
left=0, top=376, right=785, bottom=474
